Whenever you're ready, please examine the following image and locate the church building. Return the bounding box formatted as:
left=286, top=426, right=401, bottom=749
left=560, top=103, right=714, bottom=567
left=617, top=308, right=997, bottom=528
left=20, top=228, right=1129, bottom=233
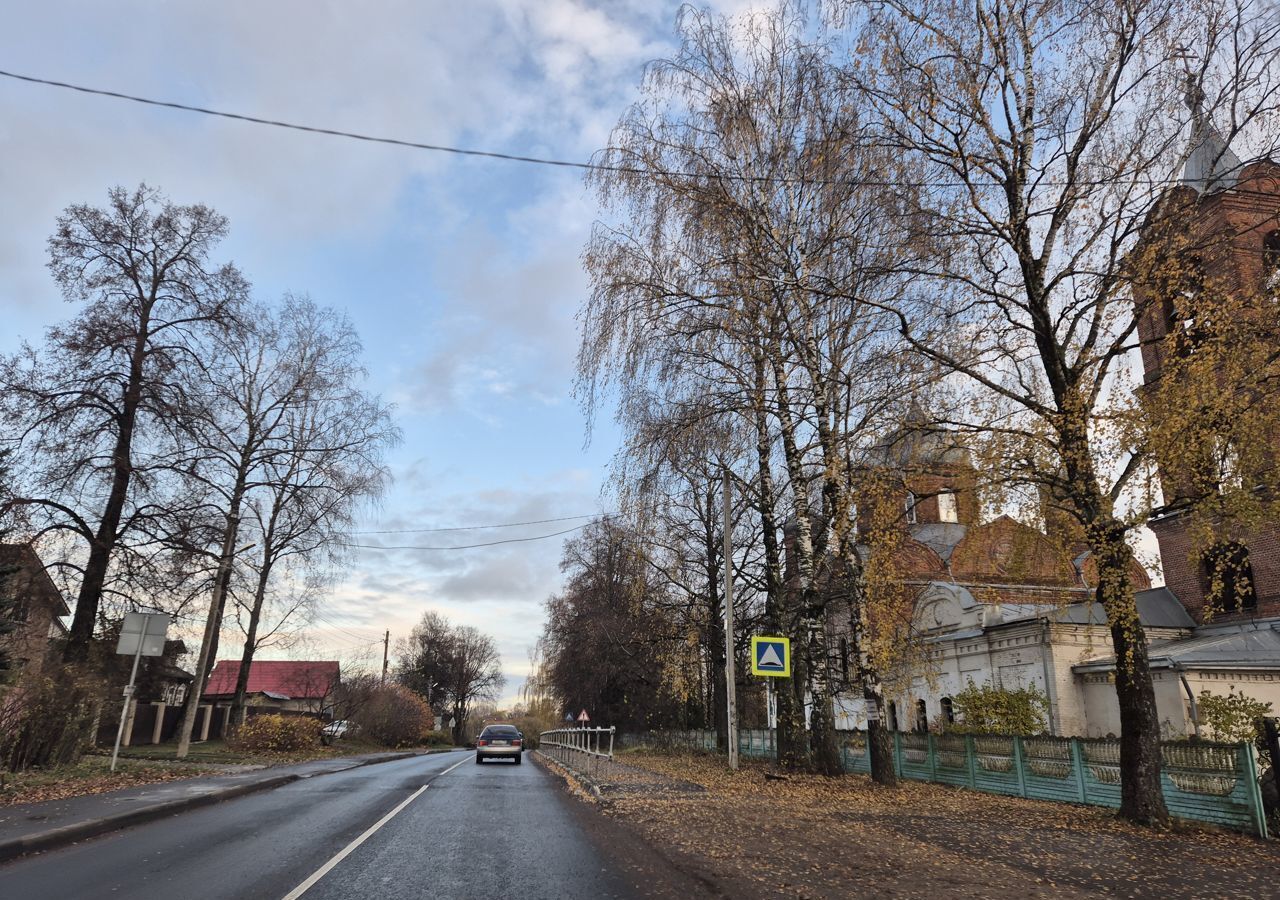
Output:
left=831, top=103, right=1280, bottom=739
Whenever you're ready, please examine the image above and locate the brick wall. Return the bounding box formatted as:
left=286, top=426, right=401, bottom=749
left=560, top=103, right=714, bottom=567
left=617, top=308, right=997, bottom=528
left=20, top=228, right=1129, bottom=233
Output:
left=1151, top=513, right=1280, bottom=623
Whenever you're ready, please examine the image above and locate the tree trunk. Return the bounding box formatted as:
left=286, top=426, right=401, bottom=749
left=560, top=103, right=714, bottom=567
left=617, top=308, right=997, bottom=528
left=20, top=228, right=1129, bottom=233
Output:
left=65, top=326, right=149, bottom=661
left=847, top=573, right=898, bottom=786
left=751, top=365, right=803, bottom=767
left=230, top=558, right=273, bottom=728
left=1092, top=521, right=1169, bottom=825
left=176, top=475, right=247, bottom=759
left=770, top=352, right=818, bottom=770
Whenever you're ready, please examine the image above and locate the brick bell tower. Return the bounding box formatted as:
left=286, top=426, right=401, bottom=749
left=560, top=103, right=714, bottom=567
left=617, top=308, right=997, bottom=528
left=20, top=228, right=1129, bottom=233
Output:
left=1133, top=83, right=1280, bottom=624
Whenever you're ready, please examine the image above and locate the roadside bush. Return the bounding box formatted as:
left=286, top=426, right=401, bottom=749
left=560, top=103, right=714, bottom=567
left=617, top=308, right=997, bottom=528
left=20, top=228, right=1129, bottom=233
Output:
left=0, top=668, right=103, bottom=772
left=1197, top=689, right=1273, bottom=746
left=228, top=714, right=322, bottom=754
left=949, top=681, right=1049, bottom=735
left=354, top=684, right=434, bottom=748
left=421, top=729, right=453, bottom=747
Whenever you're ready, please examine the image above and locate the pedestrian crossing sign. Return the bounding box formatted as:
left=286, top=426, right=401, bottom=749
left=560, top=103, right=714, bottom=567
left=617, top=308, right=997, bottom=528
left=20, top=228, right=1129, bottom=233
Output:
left=751, top=636, right=790, bottom=677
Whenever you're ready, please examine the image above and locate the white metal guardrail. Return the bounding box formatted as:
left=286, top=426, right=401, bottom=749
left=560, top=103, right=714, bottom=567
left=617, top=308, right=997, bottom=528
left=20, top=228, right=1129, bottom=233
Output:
left=538, top=726, right=616, bottom=778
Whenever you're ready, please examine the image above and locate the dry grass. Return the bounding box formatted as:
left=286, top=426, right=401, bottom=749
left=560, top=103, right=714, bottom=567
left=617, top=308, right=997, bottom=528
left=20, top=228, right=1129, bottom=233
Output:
left=0, top=755, right=213, bottom=806
left=593, top=752, right=1279, bottom=899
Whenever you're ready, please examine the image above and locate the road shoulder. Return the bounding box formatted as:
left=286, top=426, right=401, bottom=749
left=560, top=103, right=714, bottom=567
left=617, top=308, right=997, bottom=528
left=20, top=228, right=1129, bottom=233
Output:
left=0, top=748, right=456, bottom=863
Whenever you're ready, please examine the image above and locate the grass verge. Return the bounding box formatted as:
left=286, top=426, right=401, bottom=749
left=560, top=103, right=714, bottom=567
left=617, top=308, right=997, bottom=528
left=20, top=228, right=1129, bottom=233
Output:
left=0, top=755, right=212, bottom=806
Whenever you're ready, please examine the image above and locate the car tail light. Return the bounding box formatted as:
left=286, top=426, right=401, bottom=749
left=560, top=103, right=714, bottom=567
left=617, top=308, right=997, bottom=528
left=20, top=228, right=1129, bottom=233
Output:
left=512, top=738, right=522, bottom=746
left=477, top=739, right=488, bottom=746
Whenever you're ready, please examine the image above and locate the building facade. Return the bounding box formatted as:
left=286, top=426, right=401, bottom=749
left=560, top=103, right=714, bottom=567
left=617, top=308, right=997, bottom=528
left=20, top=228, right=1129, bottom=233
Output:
left=830, top=114, right=1280, bottom=739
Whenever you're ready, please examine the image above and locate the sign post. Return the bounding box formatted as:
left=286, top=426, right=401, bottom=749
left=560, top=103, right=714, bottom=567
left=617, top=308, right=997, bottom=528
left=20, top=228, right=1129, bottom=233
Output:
left=722, top=468, right=739, bottom=771
left=111, top=612, right=171, bottom=771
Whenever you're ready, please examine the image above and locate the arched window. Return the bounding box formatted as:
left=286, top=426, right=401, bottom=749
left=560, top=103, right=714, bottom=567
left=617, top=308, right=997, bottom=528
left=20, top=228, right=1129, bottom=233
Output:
left=904, top=491, right=918, bottom=525
left=915, top=699, right=929, bottom=733
left=1200, top=542, right=1257, bottom=614
left=839, top=636, right=851, bottom=686
left=1213, top=437, right=1243, bottom=491
left=940, top=697, right=955, bottom=725
left=888, top=701, right=899, bottom=732
left=1263, top=230, right=1280, bottom=286
left=937, top=490, right=959, bottom=523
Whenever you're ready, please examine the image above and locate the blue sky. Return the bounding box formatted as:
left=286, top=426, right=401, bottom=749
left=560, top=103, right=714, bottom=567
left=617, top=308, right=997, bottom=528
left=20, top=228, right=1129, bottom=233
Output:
left=0, top=1, right=758, bottom=701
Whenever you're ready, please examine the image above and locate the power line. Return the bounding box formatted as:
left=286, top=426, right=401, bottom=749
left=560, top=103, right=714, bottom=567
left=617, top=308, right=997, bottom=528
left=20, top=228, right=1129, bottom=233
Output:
left=350, top=513, right=603, bottom=534
left=310, top=611, right=380, bottom=641
left=345, top=521, right=594, bottom=550
left=5, top=67, right=1276, bottom=194
left=0, top=68, right=628, bottom=174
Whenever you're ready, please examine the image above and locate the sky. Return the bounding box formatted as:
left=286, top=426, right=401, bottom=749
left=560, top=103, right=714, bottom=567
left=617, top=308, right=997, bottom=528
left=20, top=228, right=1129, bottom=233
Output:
left=0, top=1, right=760, bottom=705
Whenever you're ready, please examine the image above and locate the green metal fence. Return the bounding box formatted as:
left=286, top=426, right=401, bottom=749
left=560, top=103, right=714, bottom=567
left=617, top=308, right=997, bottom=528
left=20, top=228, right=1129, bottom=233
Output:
left=832, top=730, right=1265, bottom=837
left=621, top=727, right=1268, bottom=837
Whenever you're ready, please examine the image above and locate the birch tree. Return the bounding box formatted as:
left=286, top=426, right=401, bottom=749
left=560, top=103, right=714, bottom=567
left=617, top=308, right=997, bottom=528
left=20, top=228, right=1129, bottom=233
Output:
left=580, top=4, right=922, bottom=779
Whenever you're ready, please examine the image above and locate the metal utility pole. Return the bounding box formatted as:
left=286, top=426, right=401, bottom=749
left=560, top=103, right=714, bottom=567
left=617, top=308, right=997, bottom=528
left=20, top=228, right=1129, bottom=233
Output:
left=723, top=467, right=739, bottom=771
left=381, top=630, right=390, bottom=684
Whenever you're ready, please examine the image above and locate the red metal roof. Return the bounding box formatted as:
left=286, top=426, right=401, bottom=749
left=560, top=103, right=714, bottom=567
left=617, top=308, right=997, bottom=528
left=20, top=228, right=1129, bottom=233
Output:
left=203, top=660, right=340, bottom=699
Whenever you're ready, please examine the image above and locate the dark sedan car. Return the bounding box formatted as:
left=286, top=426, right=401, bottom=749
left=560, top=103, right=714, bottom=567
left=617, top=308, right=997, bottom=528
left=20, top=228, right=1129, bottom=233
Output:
left=475, top=724, right=523, bottom=764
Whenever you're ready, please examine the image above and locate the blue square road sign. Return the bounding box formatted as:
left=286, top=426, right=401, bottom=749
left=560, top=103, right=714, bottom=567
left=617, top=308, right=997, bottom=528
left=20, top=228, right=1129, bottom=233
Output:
left=750, top=635, right=790, bottom=677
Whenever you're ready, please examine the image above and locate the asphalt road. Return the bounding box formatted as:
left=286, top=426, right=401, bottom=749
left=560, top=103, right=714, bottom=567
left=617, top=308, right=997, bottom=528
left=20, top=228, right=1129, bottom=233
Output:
left=0, top=751, right=708, bottom=900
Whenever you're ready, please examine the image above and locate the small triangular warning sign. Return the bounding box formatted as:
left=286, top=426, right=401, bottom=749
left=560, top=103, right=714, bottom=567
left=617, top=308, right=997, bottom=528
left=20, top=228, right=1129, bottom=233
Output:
left=758, top=644, right=784, bottom=668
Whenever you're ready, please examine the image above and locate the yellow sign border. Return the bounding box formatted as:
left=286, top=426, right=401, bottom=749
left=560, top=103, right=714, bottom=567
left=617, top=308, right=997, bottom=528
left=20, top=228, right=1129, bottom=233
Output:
left=750, top=635, right=791, bottom=677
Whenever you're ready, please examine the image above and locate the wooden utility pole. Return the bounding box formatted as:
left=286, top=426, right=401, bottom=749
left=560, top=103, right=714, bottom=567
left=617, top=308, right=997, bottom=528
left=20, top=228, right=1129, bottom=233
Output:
left=381, top=630, right=390, bottom=685
left=723, top=467, right=739, bottom=771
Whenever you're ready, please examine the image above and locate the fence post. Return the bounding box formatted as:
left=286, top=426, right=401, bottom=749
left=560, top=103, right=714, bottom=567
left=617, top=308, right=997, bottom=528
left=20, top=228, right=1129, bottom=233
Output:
left=894, top=730, right=904, bottom=777
left=1013, top=736, right=1028, bottom=798
left=1240, top=742, right=1269, bottom=839
left=1070, top=738, right=1087, bottom=804
left=927, top=733, right=938, bottom=782
left=966, top=734, right=977, bottom=789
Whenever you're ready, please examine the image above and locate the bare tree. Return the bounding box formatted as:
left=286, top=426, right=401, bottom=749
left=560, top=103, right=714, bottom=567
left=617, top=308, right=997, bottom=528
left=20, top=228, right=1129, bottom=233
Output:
left=847, top=0, right=1280, bottom=823
left=0, top=185, right=246, bottom=661
left=227, top=298, right=396, bottom=725
left=173, top=296, right=394, bottom=756
left=397, top=611, right=505, bottom=745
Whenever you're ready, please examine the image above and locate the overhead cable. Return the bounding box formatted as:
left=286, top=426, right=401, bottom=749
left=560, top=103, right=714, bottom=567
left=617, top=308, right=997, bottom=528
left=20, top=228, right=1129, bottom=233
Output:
left=350, top=513, right=603, bottom=534
left=345, top=521, right=597, bottom=550
left=4, top=67, right=1277, bottom=194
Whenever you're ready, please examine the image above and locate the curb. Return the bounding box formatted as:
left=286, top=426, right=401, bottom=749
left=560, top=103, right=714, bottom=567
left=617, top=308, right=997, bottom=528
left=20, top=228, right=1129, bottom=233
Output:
left=0, top=749, right=434, bottom=863
left=533, top=750, right=604, bottom=800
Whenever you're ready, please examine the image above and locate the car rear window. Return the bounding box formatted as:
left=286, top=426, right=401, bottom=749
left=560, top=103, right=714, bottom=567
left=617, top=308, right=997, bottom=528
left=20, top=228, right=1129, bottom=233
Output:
left=482, top=725, right=519, bottom=736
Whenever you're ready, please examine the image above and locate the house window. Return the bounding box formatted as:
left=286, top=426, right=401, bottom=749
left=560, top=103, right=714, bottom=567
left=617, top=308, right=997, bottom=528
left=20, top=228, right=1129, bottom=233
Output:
left=904, top=491, right=918, bottom=525
left=937, top=491, right=959, bottom=523
left=888, top=701, right=899, bottom=732
left=1200, top=542, right=1256, bottom=614
left=940, top=697, right=955, bottom=725
left=915, top=699, right=929, bottom=733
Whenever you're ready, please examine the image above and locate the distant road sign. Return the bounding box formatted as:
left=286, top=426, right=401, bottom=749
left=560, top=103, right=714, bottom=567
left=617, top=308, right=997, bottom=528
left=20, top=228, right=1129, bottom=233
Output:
left=116, top=612, right=170, bottom=657
left=750, top=636, right=790, bottom=677
left=577, top=709, right=590, bottom=723
left=564, top=712, right=575, bottom=723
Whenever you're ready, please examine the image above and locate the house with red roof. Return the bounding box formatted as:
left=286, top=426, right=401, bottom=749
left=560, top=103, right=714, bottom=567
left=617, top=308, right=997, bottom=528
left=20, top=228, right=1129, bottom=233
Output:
left=203, top=659, right=341, bottom=716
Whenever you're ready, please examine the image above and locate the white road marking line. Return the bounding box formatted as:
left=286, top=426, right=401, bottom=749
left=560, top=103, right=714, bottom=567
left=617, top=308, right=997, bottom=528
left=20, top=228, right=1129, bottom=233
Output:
left=280, top=755, right=468, bottom=900
left=435, top=755, right=468, bottom=778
